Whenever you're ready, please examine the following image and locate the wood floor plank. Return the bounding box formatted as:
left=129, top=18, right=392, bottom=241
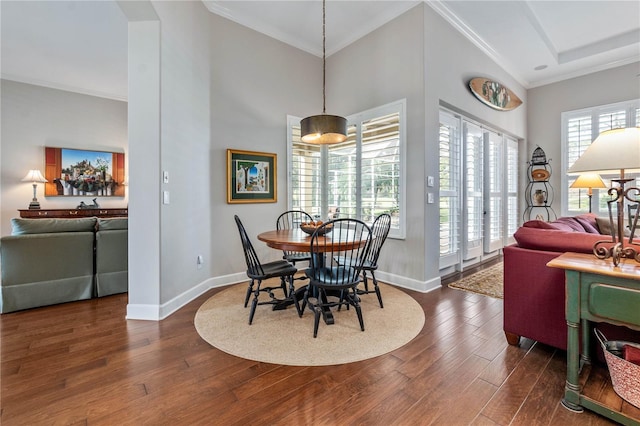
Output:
left=0, top=260, right=622, bottom=425
left=480, top=342, right=555, bottom=423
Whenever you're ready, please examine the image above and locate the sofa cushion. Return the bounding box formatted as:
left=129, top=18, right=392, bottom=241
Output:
left=523, top=214, right=599, bottom=233
left=595, top=216, right=631, bottom=237
left=523, top=220, right=562, bottom=230
left=513, top=226, right=611, bottom=254
left=574, top=213, right=600, bottom=233
left=554, top=217, right=589, bottom=232
left=97, top=217, right=128, bottom=231
left=11, top=217, right=97, bottom=235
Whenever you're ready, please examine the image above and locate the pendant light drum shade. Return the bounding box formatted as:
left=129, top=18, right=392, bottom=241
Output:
left=299, top=0, right=347, bottom=145
left=300, top=114, right=348, bottom=144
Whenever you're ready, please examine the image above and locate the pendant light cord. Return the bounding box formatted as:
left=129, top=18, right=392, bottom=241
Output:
left=322, top=0, right=326, bottom=114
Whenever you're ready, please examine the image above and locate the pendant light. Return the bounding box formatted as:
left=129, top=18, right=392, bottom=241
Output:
left=300, top=0, right=347, bottom=144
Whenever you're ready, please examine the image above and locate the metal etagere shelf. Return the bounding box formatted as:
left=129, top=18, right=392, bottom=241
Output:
left=524, top=147, right=557, bottom=222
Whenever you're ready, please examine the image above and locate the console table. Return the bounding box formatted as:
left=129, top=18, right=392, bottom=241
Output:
left=19, top=208, right=128, bottom=219
left=547, top=252, right=640, bottom=425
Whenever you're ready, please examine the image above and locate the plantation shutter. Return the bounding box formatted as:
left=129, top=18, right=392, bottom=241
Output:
left=439, top=111, right=460, bottom=268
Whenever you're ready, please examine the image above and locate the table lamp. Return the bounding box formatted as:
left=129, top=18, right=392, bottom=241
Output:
left=569, top=173, right=607, bottom=213
left=568, top=127, right=640, bottom=265
left=21, top=169, right=48, bottom=210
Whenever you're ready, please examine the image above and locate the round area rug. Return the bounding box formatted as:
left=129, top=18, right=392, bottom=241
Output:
left=195, top=282, right=425, bottom=366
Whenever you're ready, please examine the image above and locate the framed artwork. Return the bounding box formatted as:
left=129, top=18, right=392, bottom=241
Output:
left=44, top=147, right=126, bottom=197
left=227, top=149, right=276, bottom=203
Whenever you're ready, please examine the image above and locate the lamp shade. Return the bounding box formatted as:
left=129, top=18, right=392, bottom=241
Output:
left=568, top=127, right=640, bottom=175
left=300, top=114, right=348, bottom=144
left=569, top=173, right=607, bottom=190
left=21, top=169, right=48, bottom=183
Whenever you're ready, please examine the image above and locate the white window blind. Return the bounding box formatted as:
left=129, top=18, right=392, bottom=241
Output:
left=562, top=99, right=640, bottom=216
left=439, top=112, right=461, bottom=268
left=327, top=126, right=357, bottom=218
left=288, top=120, right=322, bottom=216
left=359, top=113, right=401, bottom=224
left=463, top=121, right=484, bottom=260
left=506, top=136, right=519, bottom=241
left=484, top=130, right=503, bottom=253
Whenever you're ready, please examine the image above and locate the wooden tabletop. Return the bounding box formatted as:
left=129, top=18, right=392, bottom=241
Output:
left=257, top=228, right=368, bottom=253
left=547, top=252, right=640, bottom=281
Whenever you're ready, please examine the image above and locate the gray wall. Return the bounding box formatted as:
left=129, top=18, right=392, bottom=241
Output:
left=331, top=3, right=527, bottom=287
left=208, top=12, right=320, bottom=279
left=527, top=62, right=640, bottom=217
left=0, top=80, right=128, bottom=237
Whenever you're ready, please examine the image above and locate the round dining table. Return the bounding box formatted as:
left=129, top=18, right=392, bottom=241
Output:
left=257, top=227, right=369, bottom=324
left=257, top=228, right=367, bottom=253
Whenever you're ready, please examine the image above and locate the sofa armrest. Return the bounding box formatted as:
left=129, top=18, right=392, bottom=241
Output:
left=503, top=244, right=567, bottom=350
left=1, top=232, right=95, bottom=313
left=95, top=229, right=128, bottom=297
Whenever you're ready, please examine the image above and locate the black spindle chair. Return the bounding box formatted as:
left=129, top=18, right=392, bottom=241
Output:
left=356, top=213, right=391, bottom=307
left=276, top=210, right=314, bottom=267
left=234, top=215, right=301, bottom=325
left=302, top=218, right=371, bottom=338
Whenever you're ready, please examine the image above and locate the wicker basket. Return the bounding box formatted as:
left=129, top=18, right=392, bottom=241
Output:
left=594, top=329, right=640, bottom=408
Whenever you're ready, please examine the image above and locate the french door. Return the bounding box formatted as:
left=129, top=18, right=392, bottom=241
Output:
left=439, top=109, right=518, bottom=270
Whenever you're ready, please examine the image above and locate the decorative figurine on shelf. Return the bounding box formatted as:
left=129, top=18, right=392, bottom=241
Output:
left=534, top=189, right=546, bottom=205
left=77, top=198, right=100, bottom=209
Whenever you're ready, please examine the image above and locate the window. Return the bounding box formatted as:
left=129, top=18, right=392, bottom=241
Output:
left=562, top=99, right=640, bottom=216
left=439, top=108, right=519, bottom=270
left=288, top=100, right=406, bottom=238
left=439, top=112, right=460, bottom=266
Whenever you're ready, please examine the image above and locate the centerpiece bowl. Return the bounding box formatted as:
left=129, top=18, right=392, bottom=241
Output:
left=300, top=222, right=333, bottom=236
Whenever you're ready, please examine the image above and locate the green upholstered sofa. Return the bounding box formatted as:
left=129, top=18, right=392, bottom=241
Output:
left=0, top=217, right=128, bottom=313
left=95, top=217, right=128, bottom=297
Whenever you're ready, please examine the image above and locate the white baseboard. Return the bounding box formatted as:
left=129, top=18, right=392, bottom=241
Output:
left=126, top=270, right=440, bottom=321
left=375, top=271, right=441, bottom=293
left=125, top=272, right=246, bottom=320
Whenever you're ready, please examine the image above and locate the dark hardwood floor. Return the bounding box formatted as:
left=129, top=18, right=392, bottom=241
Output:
left=0, top=260, right=623, bottom=425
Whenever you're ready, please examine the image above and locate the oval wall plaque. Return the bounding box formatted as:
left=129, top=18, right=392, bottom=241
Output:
left=469, top=77, right=523, bottom=111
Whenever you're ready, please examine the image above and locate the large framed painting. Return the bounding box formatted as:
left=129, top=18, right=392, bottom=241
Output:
left=227, top=149, right=276, bottom=204
left=44, top=147, right=126, bottom=197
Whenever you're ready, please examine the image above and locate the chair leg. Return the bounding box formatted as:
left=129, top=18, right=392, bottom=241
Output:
left=301, top=286, right=310, bottom=315
left=248, top=280, right=262, bottom=325
left=280, top=276, right=288, bottom=297
left=248, top=296, right=258, bottom=325
left=244, top=279, right=254, bottom=308
left=351, top=289, right=365, bottom=332
left=289, top=276, right=302, bottom=317
left=361, top=271, right=370, bottom=292
left=313, top=306, right=321, bottom=338
left=372, top=273, right=383, bottom=308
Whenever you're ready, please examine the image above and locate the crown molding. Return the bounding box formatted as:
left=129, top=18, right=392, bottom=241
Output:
left=1, top=74, right=127, bottom=102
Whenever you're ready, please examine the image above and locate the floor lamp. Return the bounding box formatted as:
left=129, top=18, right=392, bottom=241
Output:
left=568, top=127, right=640, bottom=266
left=569, top=173, right=607, bottom=213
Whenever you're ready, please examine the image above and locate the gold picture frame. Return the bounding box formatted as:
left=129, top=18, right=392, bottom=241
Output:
left=227, top=149, right=277, bottom=203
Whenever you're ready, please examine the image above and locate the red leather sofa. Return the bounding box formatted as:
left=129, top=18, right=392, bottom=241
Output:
left=503, top=213, right=638, bottom=354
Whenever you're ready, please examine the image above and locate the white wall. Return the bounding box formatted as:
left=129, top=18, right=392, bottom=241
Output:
left=527, top=62, right=640, bottom=217
left=0, top=80, right=128, bottom=237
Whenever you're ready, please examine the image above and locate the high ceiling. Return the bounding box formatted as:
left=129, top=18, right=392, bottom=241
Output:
left=1, top=1, right=638, bottom=101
